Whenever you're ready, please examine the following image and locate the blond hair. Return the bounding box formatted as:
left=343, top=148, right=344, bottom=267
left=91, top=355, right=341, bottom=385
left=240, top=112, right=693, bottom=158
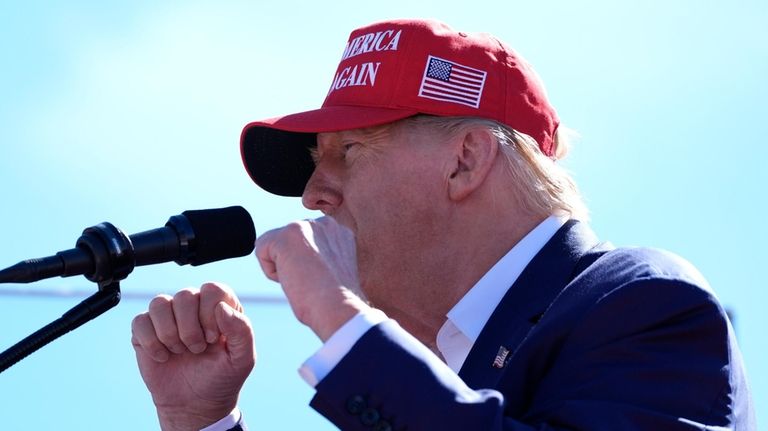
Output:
left=401, top=115, right=589, bottom=221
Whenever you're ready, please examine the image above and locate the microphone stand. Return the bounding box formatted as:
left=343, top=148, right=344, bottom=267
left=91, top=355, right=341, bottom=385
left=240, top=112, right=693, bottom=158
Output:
left=0, top=281, right=121, bottom=372
left=0, top=222, right=135, bottom=373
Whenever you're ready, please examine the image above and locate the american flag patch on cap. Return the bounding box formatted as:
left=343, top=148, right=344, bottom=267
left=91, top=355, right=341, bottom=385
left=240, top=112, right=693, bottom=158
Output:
left=418, top=55, right=487, bottom=108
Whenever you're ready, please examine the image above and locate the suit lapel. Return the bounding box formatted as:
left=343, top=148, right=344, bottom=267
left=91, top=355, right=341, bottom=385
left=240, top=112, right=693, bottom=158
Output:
left=458, top=220, right=603, bottom=389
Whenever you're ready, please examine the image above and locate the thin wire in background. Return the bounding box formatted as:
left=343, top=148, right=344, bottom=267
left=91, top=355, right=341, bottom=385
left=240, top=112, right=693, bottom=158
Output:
left=0, top=286, right=287, bottom=304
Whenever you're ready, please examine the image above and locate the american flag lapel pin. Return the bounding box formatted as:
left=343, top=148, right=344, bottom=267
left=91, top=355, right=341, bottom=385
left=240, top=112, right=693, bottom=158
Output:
left=492, top=345, right=510, bottom=369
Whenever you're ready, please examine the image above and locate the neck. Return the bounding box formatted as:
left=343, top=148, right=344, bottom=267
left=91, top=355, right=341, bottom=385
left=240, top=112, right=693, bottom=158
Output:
left=363, top=207, right=547, bottom=348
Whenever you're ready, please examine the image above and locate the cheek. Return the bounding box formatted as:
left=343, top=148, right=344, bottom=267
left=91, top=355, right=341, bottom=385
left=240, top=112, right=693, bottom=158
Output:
left=350, top=170, right=444, bottom=299
left=352, top=173, right=443, bottom=255
left=347, top=150, right=445, bottom=236
left=353, top=169, right=435, bottom=220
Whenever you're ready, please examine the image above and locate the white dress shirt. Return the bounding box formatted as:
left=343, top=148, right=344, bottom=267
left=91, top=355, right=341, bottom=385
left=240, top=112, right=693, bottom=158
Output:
left=201, top=407, right=244, bottom=431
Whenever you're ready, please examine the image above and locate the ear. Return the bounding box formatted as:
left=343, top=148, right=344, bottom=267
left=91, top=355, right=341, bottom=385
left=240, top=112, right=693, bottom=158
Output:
left=446, top=127, right=499, bottom=202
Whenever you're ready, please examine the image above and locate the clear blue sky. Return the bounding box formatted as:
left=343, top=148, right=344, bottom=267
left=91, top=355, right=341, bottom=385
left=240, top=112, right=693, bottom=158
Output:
left=1, top=1, right=765, bottom=429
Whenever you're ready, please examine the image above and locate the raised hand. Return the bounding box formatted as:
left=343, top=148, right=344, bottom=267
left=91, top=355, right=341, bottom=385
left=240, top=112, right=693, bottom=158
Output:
left=255, top=217, right=369, bottom=341
left=131, top=282, right=255, bottom=431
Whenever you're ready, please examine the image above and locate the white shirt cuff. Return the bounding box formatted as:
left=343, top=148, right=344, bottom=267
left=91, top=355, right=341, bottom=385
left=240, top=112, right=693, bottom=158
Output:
left=199, top=407, right=244, bottom=431
left=298, top=309, right=388, bottom=387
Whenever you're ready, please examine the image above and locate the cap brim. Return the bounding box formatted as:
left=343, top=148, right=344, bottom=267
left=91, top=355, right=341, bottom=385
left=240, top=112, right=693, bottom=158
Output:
left=241, top=105, right=419, bottom=197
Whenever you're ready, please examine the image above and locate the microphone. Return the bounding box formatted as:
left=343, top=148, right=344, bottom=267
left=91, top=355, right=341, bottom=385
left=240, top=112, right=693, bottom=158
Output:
left=0, top=206, right=256, bottom=284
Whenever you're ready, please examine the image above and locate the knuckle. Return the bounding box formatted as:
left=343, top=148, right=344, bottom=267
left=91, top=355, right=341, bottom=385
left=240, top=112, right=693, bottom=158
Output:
left=155, top=330, right=179, bottom=346
left=200, top=282, right=237, bottom=310
left=255, top=229, right=275, bottom=245
left=178, top=327, right=204, bottom=344
left=256, top=222, right=308, bottom=255
left=148, top=294, right=172, bottom=312
left=130, top=312, right=177, bottom=355
left=285, top=221, right=316, bottom=248
left=141, top=336, right=163, bottom=352
left=173, top=287, right=199, bottom=305
left=255, top=226, right=286, bottom=248
left=284, top=221, right=308, bottom=236
left=200, top=281, right=228, bottom=297
left=131, top=312, right=150, bottom=331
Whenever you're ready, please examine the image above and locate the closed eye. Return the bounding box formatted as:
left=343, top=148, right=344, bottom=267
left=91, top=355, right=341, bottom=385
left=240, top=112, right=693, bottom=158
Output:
left=341, top=141, right=360, bottom=159
left=310, top=139, right=363, bottom=165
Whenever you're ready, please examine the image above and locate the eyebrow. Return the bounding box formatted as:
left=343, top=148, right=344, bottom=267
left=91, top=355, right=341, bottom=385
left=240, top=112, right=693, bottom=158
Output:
left=315, top=125, right=392, bottom=159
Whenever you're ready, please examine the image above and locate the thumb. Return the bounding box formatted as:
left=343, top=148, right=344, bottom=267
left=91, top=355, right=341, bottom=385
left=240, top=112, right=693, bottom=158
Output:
left=214, top=301, right=256, bottom=365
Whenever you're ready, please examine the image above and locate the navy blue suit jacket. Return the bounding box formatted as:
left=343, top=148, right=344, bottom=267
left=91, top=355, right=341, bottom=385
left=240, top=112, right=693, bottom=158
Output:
left=310, top=221, right=756, bottom=430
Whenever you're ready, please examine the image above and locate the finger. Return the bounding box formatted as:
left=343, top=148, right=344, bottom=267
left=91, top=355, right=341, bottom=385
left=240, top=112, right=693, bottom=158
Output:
left=171, top=288, right=207, bottom=354
left=310, top=218, right=360, bottom=294
left=146, top=294, right=185, bottom=354
left=131, top=312, right=170, bottom=362
left=199, top=282, right=241, bottom=344
left=215, top=302, right=256, bottom=370
left=254, top=232, right=279, bottom=282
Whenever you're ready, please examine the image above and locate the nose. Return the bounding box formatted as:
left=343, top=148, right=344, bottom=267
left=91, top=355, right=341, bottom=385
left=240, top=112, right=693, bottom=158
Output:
left=302, top=163, right=343, bottom=213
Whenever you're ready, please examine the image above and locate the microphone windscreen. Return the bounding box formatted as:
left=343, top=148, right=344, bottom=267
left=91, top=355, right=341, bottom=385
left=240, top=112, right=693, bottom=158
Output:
left=182, top=206, right=256, bottom=266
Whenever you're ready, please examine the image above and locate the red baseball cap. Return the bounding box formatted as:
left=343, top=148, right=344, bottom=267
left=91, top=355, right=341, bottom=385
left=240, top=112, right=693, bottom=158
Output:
left=241, top=18, right=558, bottom=197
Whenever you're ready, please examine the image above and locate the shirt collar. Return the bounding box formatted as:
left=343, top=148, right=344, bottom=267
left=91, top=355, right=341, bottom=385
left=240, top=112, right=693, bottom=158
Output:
left=445, top=215, right=568, bottom=347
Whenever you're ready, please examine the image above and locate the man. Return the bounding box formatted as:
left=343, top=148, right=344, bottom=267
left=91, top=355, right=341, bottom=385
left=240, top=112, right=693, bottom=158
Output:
left=131, top=19, right=756, bottom=430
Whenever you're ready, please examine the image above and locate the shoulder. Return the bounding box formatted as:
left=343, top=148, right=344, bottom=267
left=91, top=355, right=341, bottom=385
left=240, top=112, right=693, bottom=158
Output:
left=517, top=243, right=754, bottom=427
left=578, top=246, right=715, bottom=299
left=540, top=246, right=728, bottom=349
left=590, top=246, right=708, bottom=283
left=550, top=246, right=730, bottom=351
